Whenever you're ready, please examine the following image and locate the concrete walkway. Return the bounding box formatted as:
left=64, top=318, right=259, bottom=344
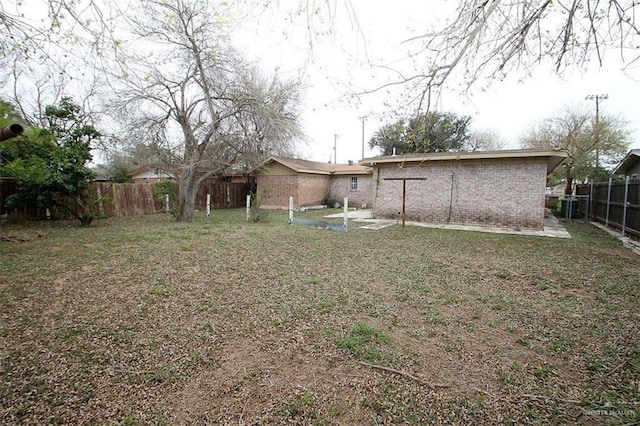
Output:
left=325, top=209, right=571, bottom=239
left=591, top=221, right=640, bottom=255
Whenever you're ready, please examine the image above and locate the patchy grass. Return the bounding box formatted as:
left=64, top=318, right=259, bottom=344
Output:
left=0, top=210, right=639, bottom=424
left=336, top=322, right=395, bottom=364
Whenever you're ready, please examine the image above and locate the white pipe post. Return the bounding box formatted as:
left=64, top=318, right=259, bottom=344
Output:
left=622, top=176, right=630, bottom=238
left=605, top=178, right=612, bottom=227
left=289, top=196, right=294, bottom=223
left=246, top=195, right=251, bottom=221
left=206, top=194, right=211, bottom=217
left=343, top=197, right=348, bottom=230
left=165, top=194, right=169, bottom=212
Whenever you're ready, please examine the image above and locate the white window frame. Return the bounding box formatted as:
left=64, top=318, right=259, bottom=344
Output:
left=350, top=176, right=358, bottom=191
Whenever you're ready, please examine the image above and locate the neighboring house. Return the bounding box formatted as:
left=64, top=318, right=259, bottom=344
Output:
left=127, top=164, right=176, bottom=184
left=360, top=149, right=569, bottom=230
left=254, top=156, right=373, bottom=208
left=613, top=149, right=640, bottom=179
left=127, top=164, right=251, bottom=208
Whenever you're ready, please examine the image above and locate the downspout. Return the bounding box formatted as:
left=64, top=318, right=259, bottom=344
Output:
left=447, top=172, right=456, bottom=223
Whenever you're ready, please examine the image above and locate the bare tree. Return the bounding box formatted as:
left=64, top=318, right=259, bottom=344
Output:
left=374, top=1, right=640, bottom=110
left=5, top=1, right=640, bottom=110
left=521, top=107, right=629, bottom=194
left=465, top=129, right=506, bottom=152
left=109, top=0, right=301, bottom=222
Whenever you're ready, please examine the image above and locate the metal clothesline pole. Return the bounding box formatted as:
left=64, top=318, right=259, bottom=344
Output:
left=383, top=177, right=428, bottom=228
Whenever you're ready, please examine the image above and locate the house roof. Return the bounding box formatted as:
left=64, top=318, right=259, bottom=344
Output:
left=613, top=149, right=640, bottom=175
left=127, top=164, right=175, bottom=177
left=359, top=149, right=569, bottom=174
left=257, top=156, right=372, bottom=175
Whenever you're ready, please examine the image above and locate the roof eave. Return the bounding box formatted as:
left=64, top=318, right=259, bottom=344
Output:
left=330, top=165, right=372, bottom=175
left=361, top=150, right=569, bottom=174
left=613, top=150, right=640, bottom=175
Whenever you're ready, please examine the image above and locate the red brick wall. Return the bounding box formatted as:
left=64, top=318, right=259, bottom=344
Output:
left=372, top=158, right=548, bottom=229
left=330, top=176, right=374, bottom=208
left=256, top=174, right=330, bottom=208
left=297, top=174, right=331, bottom=206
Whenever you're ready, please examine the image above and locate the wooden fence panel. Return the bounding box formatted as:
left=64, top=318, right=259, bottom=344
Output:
left=195, top=181, right=249, bottom=209
left=576, top=179, right=640, bottom=239
left=94, top=182, right=161, bottom=217
left=1, top=179, right=250, bottom=221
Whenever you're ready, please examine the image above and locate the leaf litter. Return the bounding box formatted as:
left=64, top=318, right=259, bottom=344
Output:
left=0, top=212, right=639, bottom=424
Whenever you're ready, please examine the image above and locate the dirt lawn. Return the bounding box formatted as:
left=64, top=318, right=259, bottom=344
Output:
left=1, top=210, right=639, bottom=424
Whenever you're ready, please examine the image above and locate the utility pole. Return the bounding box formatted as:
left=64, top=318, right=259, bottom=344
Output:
left=585, top=94, right=608, bottom=170
left=361, top=116, right=365, bottom=160
left=333, top=133, right=338, bottom=164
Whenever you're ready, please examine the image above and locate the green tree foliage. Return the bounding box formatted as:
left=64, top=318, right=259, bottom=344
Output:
left=369, top=111, right=471, bottom=155
left=0, top=99, right=24, bottom=124
left=110, top=166, right=133, bottom=183
left=0, top=97, right=102, bottom=225
left=368, top=120, right=406, bottom=156
left=153, top=180, right=178, bottom=214
left=521, top=107, right=629, bottom=194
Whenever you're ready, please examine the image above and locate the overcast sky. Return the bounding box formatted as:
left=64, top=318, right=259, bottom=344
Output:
left=233, top=1, right=640, bottom=164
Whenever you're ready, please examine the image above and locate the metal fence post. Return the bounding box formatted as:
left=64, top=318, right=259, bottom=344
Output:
left=568, top=195, right=573, bottom=220
left=588, top=181, right=594, bottom=220
left=246, top=194, right=251, bottom=222
left=622, top=176, right=630, bottom=238
left=605, top=178, right=612, bottom=227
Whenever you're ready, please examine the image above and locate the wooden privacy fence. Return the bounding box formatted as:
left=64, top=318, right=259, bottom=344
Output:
left=195, top=180, right=249, bottom=209
left=576, top=178, right=640, bottom=240
left=1, top=180, right=250, bottom=220
left=94, top=182, right=162, bottom=217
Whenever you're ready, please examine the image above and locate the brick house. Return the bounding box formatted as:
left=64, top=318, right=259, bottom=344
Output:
left=254, top=156, right=373, bottom=208
left=127, top=164, right=251, bottom=209
left=128, top=164, right=249, bottom=185
left=360, top=149, right=568, bottom=229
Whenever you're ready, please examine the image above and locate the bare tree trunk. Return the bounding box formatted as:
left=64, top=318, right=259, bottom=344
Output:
left=564, top=176, right=574, bottom=195
left=176, top=167, right=197, bottom=222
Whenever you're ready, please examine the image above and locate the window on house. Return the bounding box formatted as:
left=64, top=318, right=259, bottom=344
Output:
left=350, top=176, right=358, bottom=191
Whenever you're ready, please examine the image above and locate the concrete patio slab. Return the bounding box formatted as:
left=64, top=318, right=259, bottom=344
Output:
left=325, top=209, right=571, bottom=238
left=323, top=209, right=373, bottom=219
left=358, top=220, right=396, bottom=230
left=392, top=214, right=571, bottom=238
